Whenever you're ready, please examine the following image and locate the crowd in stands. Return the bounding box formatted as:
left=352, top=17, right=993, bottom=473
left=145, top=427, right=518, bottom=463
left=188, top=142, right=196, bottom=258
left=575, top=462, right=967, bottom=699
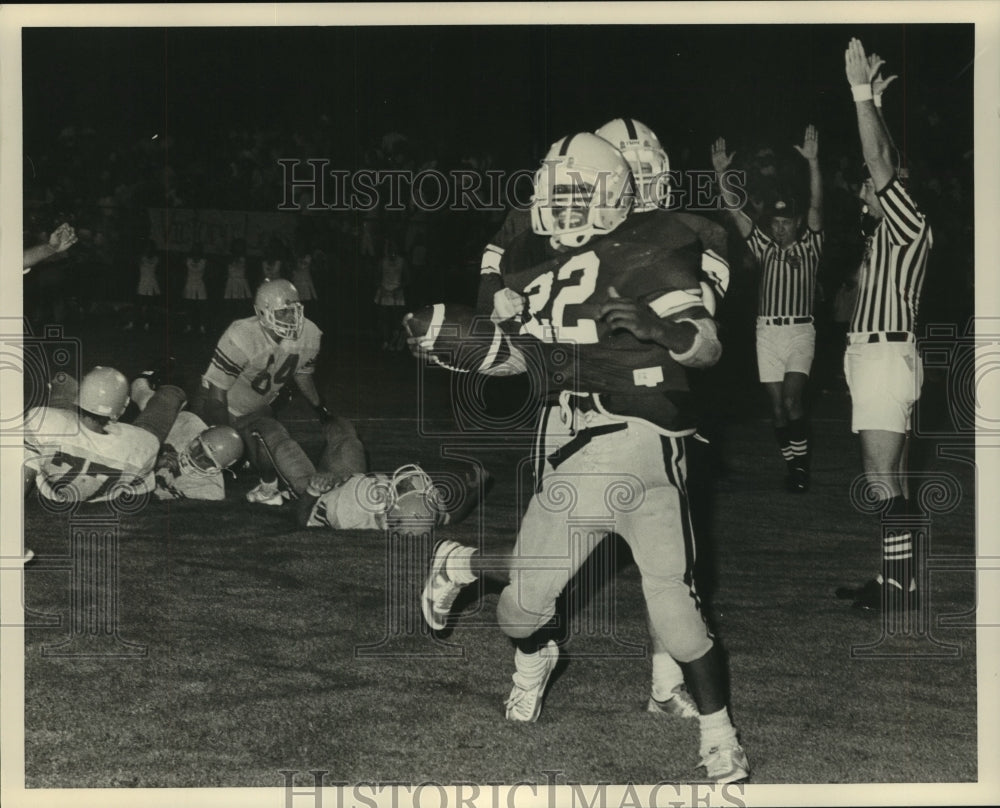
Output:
left=23, top=104, right=973, bottom=390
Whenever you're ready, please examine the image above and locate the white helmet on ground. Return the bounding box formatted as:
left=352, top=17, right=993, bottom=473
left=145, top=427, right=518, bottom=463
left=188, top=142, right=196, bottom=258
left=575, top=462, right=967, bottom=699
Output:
left=384, top=464, right=443, bottom=531
left=179, top=426, right=244, bottom=477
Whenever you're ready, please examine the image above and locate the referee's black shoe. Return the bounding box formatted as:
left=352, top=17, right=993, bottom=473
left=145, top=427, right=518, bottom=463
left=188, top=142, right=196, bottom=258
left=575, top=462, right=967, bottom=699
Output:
left=786, top=465, right=809, bottom=493
left=836, top=577, right=918, bottom=611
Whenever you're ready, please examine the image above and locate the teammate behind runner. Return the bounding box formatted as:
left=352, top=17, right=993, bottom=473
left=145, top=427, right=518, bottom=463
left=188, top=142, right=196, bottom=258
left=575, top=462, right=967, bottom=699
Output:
left=711, top=126, right=824, bottom=492
left=593, top=117, right=728, bottom=721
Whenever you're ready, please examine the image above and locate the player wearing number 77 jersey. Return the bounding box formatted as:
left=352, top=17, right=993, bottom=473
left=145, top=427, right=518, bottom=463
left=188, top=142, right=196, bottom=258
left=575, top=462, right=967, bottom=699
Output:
left=198, top=279, right=329, bottom=504
left=24, top=366, right=186, bottom=504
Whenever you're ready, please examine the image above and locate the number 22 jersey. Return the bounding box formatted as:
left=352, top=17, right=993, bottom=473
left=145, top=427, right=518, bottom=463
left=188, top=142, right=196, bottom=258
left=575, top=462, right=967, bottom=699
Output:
left=203, top=317, right=322, bottom=418
left=486, top=210, right=718, bottom=434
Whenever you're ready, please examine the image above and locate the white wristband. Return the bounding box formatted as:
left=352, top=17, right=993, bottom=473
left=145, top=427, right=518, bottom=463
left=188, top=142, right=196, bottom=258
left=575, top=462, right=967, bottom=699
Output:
left=874, top=93, right=883, bottom=108
left=851, top=83, right=874, bottom=102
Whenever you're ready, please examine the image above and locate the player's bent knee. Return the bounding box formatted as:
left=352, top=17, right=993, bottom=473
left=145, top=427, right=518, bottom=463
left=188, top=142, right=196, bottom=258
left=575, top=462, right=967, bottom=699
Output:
left=253, top=415, right=291, bottom=445
left=662, top=628, right=714, bottom=664
left=496, top=587, right=554, bottom=639
left=320, top=418, right=367, bottom=477
left=643, top=581, right=713, bottom=663
left=322, top=416, right=358, bottom=442
left=134, top=384, right=187, bottom=443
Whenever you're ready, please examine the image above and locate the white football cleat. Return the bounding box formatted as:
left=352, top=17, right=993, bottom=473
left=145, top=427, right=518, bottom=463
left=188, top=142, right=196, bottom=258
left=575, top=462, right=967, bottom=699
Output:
left=698, top=742, right=750, bottom=784
left=246, top=480, right=284, bottom=506
left=647, top=684, right=700, bottom=720
left=505, top=640, right=559, bottom=723
left=420, top=540, right=468, bottom=630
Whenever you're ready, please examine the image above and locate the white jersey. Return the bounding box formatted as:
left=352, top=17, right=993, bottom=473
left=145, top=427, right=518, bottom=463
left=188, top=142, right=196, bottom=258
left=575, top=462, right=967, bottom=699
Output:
left=153, top=411, right=225, bottom=501
left=306, top=473, right=391, bottom=531
left=24, top=406, right=158, bottom=503
left=202, top=316, right=322, bottom=418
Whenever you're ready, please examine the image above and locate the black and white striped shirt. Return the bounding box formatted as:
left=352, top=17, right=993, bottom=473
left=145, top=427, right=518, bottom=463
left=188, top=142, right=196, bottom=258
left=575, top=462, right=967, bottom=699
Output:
left=850, top=177, right=933, bottom=335
left=746, top=227, right=823, bottom=318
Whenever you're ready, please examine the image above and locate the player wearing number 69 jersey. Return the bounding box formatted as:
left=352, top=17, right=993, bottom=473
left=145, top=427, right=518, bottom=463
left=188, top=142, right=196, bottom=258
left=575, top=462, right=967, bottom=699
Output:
left=24, top=366, right=186, bottom=504
left=198, top=279, right=330, bottom=504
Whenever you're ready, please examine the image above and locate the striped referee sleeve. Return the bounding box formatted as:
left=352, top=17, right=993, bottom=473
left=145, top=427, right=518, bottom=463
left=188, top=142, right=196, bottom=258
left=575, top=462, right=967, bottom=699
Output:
left=876, top=177, right=926, bottom=244
left=745, top=226, right=770, bottom=264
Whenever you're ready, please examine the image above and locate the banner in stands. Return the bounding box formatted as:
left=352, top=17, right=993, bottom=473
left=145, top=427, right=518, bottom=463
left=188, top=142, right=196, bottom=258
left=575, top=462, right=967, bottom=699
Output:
left=148, top=209, right=299, bottom=255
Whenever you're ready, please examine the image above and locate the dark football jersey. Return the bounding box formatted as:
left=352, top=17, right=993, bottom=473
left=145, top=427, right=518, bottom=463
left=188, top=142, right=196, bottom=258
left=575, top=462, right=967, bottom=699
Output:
left=491, top=211, right=712, bottom=432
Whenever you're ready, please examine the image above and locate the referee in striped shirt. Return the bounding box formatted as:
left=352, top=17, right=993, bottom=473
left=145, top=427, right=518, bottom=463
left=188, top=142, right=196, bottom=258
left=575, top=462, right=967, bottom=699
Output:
left=836, top=39, right=933, bottom=615
left=712, top=126, right=824, bottom=492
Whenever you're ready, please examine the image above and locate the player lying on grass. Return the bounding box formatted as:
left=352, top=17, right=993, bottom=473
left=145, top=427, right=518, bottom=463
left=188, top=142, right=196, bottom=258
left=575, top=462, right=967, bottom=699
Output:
left=24, top=366, right=186, bottom=504
left=247, top=413, right=490, bottom=532
left=130, top=374, right=244, bottom=501
left=296, top=462, right=490, bottom=534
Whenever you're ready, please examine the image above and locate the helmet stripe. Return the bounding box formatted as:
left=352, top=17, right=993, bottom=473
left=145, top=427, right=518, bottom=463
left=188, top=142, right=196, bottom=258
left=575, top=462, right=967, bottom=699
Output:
left=624, top=118, right=638, bottom=141
left=557, top=134, right=574, bottom=157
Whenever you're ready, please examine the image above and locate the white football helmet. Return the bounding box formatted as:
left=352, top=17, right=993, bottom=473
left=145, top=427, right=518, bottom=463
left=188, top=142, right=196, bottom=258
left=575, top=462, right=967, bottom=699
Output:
left=595, top=118, right=670, bottom=212
left=254, top=279, right=304, bottom=340
left=179, top=426, right=244, bottom=477
left=531, top=132, right=633, bottom=249
left=79, top=366, right=130, bottom=420
left=384, top=464, right=442, bottom=531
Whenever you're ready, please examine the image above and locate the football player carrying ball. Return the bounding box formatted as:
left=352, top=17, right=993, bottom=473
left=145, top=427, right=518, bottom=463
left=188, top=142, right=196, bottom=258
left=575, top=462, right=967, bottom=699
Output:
left=412, top=131, right=749, bottom=784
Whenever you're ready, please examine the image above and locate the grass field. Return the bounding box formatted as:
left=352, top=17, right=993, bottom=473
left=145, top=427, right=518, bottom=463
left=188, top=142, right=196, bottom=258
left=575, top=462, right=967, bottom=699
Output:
left=18, top=319, right=979, bottom=791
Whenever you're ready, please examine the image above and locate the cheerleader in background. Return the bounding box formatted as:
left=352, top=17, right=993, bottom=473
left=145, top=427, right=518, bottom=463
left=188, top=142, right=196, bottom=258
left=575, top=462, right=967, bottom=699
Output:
left=183, top=243, right=209, bottom=334
left=374, top=239, right=408, bottom=351
left=223, top=239, right=252, bottom=321
left=124, top=240, right=161, bottom=331
left=261, top=238, right=286, bottom=283
left=292, top=249, right=319, bottom=324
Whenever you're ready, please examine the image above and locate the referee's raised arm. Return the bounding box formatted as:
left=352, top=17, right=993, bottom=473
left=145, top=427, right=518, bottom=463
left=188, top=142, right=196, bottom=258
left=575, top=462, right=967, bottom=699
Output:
left=710, top=136, right=753, bottom=239
left=845, top=38, right=894, bottom=191
left=793, top=125, right=824, bottom=233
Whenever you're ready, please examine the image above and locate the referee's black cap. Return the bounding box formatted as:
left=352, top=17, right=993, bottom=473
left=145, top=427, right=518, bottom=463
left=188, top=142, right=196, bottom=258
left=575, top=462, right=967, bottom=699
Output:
left=766, top=197, right=799, bottom=220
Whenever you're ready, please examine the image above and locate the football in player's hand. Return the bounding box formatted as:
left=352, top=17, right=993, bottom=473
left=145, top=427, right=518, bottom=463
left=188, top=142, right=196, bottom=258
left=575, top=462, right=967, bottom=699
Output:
left=403, top=303, right=526, bottom=377
left=402, top=303, right=476, bottom=370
